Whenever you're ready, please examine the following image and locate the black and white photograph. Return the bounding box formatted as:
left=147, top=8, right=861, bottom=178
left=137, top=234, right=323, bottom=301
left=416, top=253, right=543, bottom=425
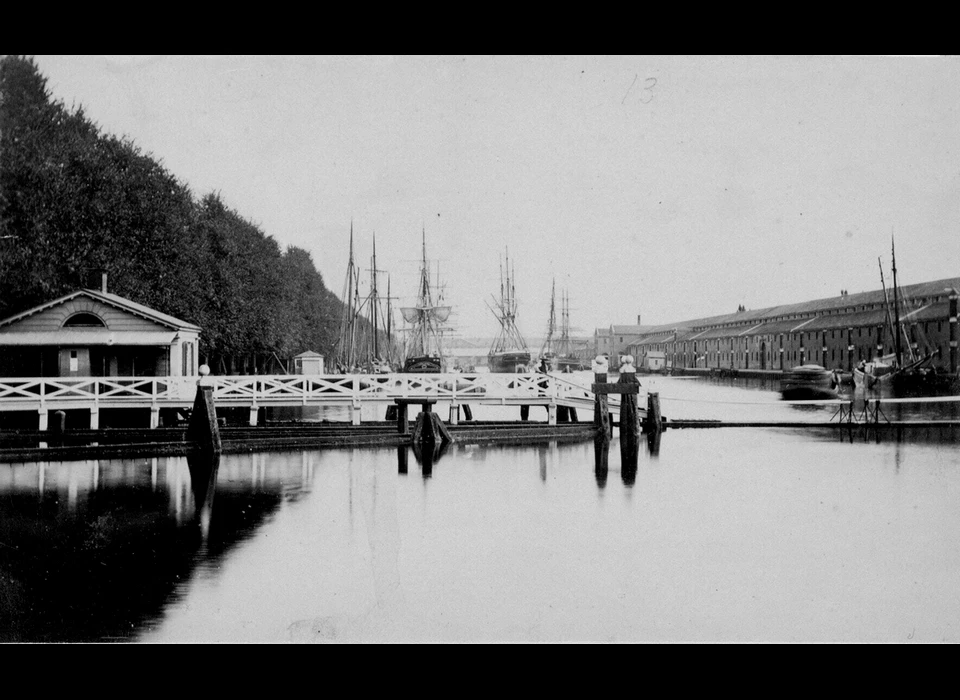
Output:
left=1, top=55, right=958, bottom=643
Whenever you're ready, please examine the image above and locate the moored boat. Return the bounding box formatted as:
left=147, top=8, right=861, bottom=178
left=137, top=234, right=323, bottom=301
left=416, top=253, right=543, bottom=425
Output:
left=855, top=236, right=948, bottom=395
left=538, top=281, right=585, bottom=373
left=488, top=249, right=531, bottom=373
left=781, top=364, right=840, bottom=400
left=399, top=230, right=451, bottom=374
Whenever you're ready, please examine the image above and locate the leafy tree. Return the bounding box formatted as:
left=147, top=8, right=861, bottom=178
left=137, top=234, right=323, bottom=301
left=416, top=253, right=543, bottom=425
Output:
left=0, top=55, right=348, bottom=373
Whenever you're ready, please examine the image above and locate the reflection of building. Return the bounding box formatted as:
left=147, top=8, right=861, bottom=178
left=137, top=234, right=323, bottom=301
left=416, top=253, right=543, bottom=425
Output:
left=0, top=284, right=201, bottom=378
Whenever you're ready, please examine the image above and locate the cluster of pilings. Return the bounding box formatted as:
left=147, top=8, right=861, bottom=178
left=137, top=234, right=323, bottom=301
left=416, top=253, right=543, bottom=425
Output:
left=591, top=356, right=664, bottom=482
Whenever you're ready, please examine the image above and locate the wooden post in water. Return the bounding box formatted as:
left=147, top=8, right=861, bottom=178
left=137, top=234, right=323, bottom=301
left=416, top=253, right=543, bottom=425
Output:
left=411, top=401, right=453, bottom=446
left=617, top=357, right=641, bottom=445
left=591, top=355, right=611, bottom=441
left=949, top=289, right=958, bottom=375
left=644, top=392, right=663, bottom=434
left=186, top=366, right=222, bottom=454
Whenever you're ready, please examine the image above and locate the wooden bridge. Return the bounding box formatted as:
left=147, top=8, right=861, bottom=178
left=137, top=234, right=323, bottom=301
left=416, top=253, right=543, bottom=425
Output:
left=0, top=372, right=626, bottom=429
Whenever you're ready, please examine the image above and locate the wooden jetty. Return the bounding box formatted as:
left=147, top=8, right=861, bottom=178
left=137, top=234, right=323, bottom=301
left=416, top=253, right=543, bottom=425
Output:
left=3, top=365, right=959, bottom=462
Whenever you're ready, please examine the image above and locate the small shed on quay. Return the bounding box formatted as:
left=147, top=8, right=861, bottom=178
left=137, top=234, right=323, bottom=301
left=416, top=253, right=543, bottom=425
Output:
left=293, top=351, right=325, bottom=375
left=0, top=288, right=202, bottom=379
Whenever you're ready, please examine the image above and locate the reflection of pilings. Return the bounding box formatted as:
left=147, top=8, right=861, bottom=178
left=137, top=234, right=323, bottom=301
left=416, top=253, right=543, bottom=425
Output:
left=412, top=440, right=448, bottom=477
left=594, top=436, right=609, bottom=489
left=645, top=428, right=661, bottom=456
left=397, top=446, right=408, bottom=475
left=187, top=449, right=221, bottom=541
left=619, top=437, right=638, bottom=486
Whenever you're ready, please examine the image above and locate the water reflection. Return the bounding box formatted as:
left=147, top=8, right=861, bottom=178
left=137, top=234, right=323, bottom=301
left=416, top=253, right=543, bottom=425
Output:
left=0, top=451, right=316, bottom=643
left=411, top=441, right=449, bottom=478
left=593, top=437, right=609, bottom=489
left=3, top=375, right=960, bottom=643
left=186, top=450, right=221, bottom=541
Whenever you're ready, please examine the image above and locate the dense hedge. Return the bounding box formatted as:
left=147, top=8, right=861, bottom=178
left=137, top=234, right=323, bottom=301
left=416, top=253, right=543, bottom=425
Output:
left=0, top=56, right=346, bottom=372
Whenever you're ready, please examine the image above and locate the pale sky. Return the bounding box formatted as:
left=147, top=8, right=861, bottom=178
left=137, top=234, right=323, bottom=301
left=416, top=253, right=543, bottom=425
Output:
left=29, top=55, right=960, bottom=338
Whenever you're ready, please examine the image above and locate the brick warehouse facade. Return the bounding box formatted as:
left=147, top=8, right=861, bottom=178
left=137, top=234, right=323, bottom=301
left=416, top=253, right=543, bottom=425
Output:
left=595, top=277, right=960, bottom=374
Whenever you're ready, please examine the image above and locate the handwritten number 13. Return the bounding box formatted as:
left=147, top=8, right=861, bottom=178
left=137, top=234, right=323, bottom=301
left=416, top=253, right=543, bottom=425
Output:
left=639, top=77, right=657, bottom=104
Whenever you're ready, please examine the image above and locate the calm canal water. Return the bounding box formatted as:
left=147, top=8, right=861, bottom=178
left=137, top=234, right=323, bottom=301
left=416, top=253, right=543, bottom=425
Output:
left=2, top=375, right=959, bottom=643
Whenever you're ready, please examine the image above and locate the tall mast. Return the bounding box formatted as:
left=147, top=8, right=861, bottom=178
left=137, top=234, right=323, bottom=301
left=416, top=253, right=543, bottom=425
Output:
left=891, top=235, right=902, bottom=366
left=371, top=233, right=379, bottom=360
left=336, top=222, right=358, bottom=368
left=878, top=256, right=896, bottom=360
left=541, top=278, right=556, bottom=357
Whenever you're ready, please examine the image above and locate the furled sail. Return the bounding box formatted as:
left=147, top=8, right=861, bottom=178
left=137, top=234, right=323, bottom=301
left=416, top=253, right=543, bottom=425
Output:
left=400, top=305, right=451, bottom=324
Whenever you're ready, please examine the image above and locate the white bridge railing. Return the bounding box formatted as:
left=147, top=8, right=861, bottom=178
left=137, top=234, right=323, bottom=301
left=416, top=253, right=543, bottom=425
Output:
left=0, top=372, right=621, bottom=410
left=0, top=376, right=195, bottom=404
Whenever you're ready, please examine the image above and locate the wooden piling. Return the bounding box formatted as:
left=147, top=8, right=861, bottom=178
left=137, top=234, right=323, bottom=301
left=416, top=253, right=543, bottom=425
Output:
left=644, top=391, right=663, bottom=434
left=186, top=383, right=222, bottom=453
left=950, top=290, right=958, bottom=375
left=617, top=371, right=641, bottom=444
left=593, top=371, right=610, bottom=441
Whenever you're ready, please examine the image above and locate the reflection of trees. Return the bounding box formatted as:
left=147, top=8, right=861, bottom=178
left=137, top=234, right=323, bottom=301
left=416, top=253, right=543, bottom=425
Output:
left=0, top=451, right=318, bottom=642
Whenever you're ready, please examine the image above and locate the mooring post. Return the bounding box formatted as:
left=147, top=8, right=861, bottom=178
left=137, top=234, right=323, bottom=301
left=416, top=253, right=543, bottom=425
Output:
left=949, top=289, right=958, bottom=375
left=592, top=354, right=610, bottom=441
left=411, top=400, right=452, bottom=445
left=617, top=356, right=641, bottom=444
left=645, top=392, right=663, bottom=434
left=449, top=402, right=460, bottom=425
left=187, top=366, right=222, bottom=454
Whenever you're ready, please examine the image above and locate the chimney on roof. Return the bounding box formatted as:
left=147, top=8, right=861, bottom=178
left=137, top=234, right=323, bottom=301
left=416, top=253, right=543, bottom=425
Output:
left=101, top=272, right=107, bottom=294
left=637, top=314, right=642, bottom=325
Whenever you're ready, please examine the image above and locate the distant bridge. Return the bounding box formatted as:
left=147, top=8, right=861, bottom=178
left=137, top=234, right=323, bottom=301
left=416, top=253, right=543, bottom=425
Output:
left=0, top=372, right=623, bottom=429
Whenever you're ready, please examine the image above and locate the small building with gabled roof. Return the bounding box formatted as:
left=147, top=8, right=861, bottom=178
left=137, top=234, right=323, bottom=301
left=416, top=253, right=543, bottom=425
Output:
left=0, top=287, right=201, bottom=378
left=293, top=350, right=324, bottom=375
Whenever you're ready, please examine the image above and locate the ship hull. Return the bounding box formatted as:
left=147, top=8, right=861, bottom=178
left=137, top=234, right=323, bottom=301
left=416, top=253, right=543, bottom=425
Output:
left=488, top=351, right=532, bottom=373
left=402, top=356, right=444, bottom=373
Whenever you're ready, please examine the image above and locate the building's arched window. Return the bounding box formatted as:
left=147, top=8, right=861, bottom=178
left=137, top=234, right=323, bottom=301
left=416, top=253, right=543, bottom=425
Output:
left=63, top=312, right=106, bottom=327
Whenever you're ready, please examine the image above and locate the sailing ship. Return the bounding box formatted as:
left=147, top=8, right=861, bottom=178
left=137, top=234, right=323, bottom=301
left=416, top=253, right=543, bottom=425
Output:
left=538, top=281, right=584, bottom=372
left=399, top=231, right=451, bottom=373
left=332, top=226, right=400, bottom=374
left=854, top=237, right=945, bottom=392
left=487, top=250, right=531, bottom=373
